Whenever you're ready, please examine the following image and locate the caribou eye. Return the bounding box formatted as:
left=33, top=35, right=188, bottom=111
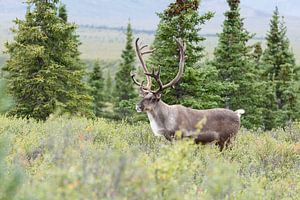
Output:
left=139, top=90, right=148, bottom=97
left=150, top=96, right=158, bottom=102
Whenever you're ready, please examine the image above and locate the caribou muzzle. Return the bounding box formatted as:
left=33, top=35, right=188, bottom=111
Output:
left=136, top=104, right=143, bottom=113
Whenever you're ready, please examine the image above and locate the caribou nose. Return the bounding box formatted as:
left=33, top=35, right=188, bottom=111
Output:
left=136, top=105, right=142, bottom=113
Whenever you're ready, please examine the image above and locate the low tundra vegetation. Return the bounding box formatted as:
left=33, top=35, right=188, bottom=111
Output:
left=0, top=116, right=299, bottom=200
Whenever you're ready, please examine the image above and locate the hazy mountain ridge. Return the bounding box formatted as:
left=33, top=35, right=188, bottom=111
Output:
left=0, top=0, right=299, bottom=33
left=0, top=0, right=299, bottom=62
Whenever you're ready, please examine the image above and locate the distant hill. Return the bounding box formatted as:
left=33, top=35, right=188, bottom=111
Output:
left=0, top=0, right=299, bottom=62
left=1, top=0, right=299, bottom=34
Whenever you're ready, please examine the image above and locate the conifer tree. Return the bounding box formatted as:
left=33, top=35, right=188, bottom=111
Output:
left=88, top=61, right=105, bottom=117
left=192, top=62, right=230, bottom=109
left=149, top=0, right=215, bottom=108
left=105, top=70, right=113, bottom=101
left=252, top=42, right=263, bottom=68
left=261, top=7, right=300, bottom=129
left=212, top=0, right=264, bottom=128
left=58, top=3, right=68, bottom=22
left=113, top=22, right=137, bottom=119
left=3, top=0, right=93, bottom=120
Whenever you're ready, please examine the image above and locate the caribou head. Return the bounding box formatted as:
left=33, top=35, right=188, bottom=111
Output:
left=131, top=38, right=186, bottom=113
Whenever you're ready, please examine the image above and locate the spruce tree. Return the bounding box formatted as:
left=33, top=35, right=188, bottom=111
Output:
left=212, top=0, right=264, bottom=128
left=88, top=61, right=105, bottom=117
left=149, top=0, right=215, bottom=108
left=192, top=62, right=230, bottom=109
left=58, top=3, right=68, bottom=22
left=261, top=7, right=300, bottom=129
left=3, top=0, right=93, bottom=120
left=252, top=42, right=263, bottom=68
left=105, top=70, right=113, bottom=101
left=113, top=22, right=137, bottom=119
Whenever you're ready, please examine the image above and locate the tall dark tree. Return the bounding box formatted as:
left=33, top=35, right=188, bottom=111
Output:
left=149, top=0, right=215, bottom=108
left=3, top=0, right=93, bottom=120
left=252, top=42, right=263, bottom=68
left=105, top=70, right=113, bottom=101
left=58, top=3, right=68, bottom=22
left=88, top=61, right=106, bottom=117
left=113, top=22, right=137, bottom=119
left=212, top=0, right=264, bottom=128
left=261, top=7, right=300, bottom=129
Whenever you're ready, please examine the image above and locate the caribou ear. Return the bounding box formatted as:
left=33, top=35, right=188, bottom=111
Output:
left=154, top=93, right=161, bottom=100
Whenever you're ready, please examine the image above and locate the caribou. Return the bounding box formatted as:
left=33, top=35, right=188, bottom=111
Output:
left=131, top=38, right=245, bottom=150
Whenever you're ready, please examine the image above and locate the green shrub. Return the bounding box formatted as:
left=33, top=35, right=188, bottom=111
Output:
left=0, top=116, right=299, bottom=199
left=0, top=138, right=24, bottom=200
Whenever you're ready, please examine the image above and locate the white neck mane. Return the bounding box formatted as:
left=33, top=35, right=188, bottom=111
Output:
left=146, top=101, right=177, bottom=137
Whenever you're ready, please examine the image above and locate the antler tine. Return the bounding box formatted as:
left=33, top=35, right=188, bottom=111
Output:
left=140, top=44, right=148, bottom=50
left=141, top=49, right=155, bottom=55
left=130, top=71, right=142, bottom=87
left=131, top=72, right=150, bottom=94
left=156, top=38, right=185, bottom=92
left=139, top=80, right=146, bottom=93
left=144, top=66, right=164, bottom=93
left=135, top=38, right=152, bottom=89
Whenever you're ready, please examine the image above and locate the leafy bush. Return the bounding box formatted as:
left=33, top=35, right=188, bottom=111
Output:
left=0, top=138, right=24, bottom=200
left=0, top=79, right=13, bottom=114
left=0, top=116, right=299, bottom=199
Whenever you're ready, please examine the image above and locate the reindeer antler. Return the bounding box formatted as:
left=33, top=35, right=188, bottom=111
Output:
left=144, top=39, right=186, bottom=94
left=131, top=38, right=153, bottom=91
left=132, top=38, right=186, bottom=95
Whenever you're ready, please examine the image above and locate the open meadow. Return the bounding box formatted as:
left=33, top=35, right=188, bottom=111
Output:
left=1, top=27, right=300, bottom=64
left=75, top=27, right=300, bottom=62
left=1, top=116, right=300, bottom=200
